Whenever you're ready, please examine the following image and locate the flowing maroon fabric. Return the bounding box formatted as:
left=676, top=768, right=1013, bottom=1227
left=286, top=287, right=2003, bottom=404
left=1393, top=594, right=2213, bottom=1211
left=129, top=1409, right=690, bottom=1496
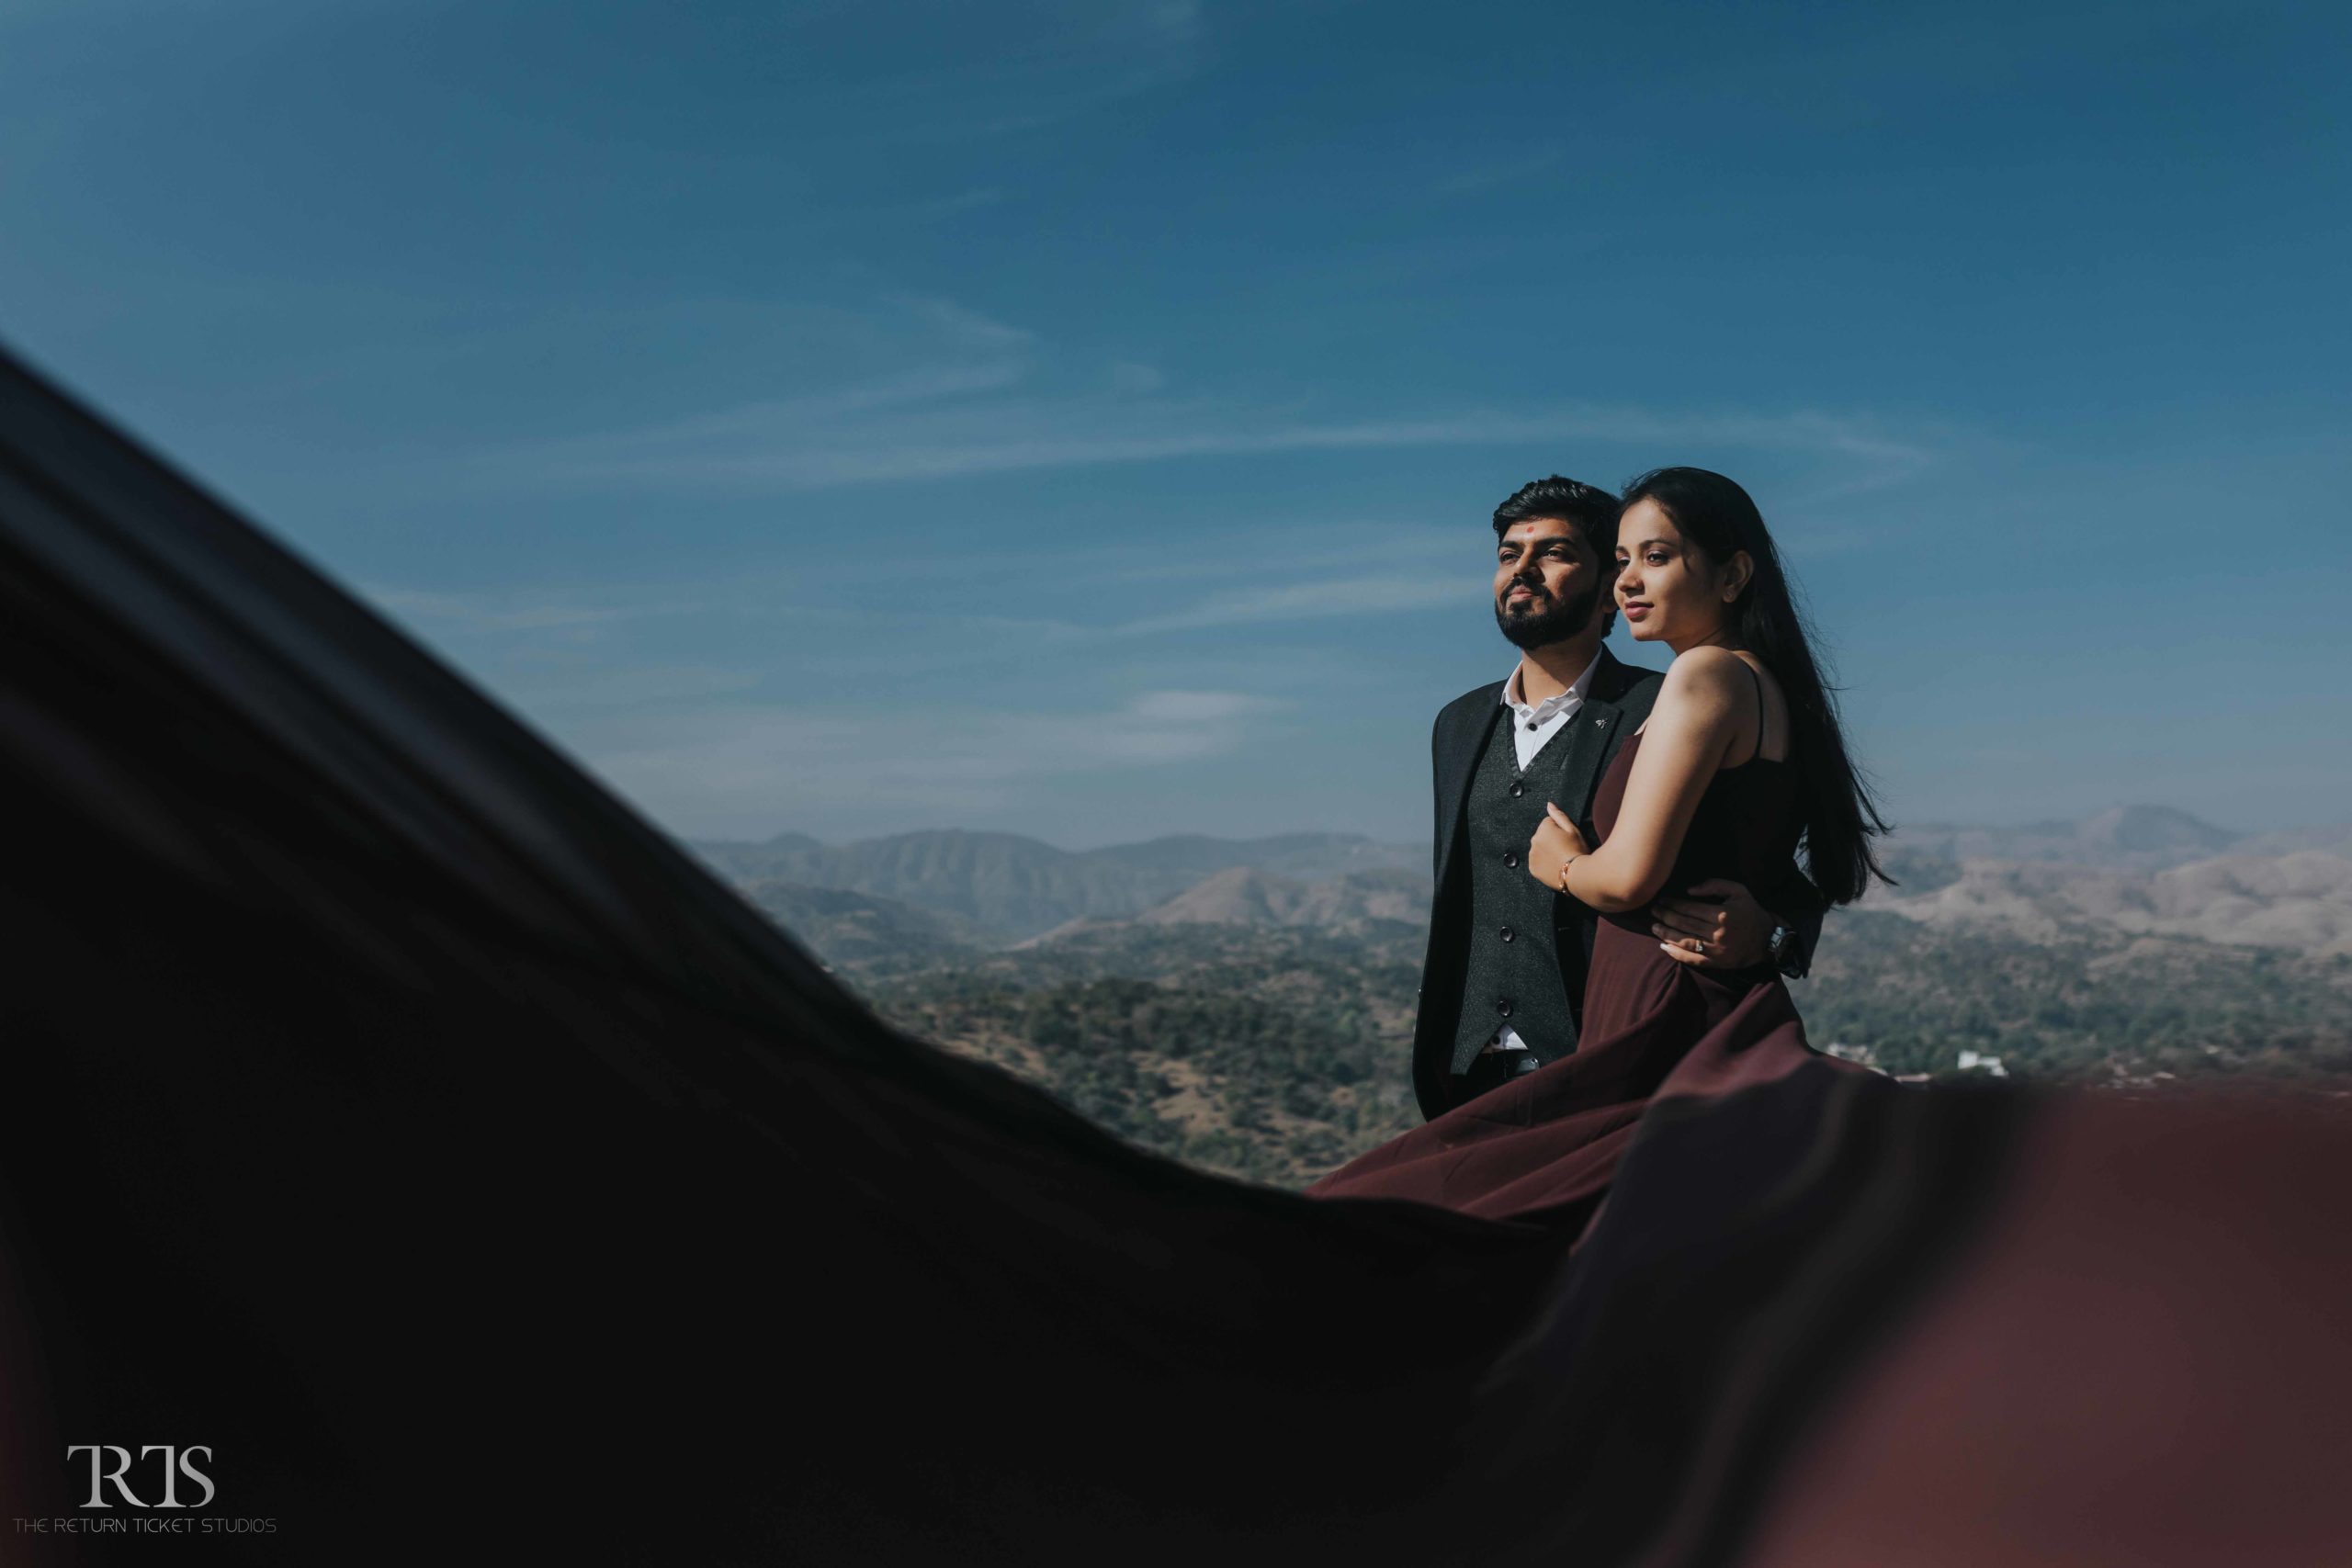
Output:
left=1307, top=727, right=1860, bottom=1226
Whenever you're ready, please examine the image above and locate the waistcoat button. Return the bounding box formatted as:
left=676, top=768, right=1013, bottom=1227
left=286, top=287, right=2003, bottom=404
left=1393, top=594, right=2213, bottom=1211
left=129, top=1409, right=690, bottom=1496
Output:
left=1499, top=926, right=1515, bottom=942
left=1502, top=851, right=1518, bottom=868
left=1509, top=782, right=1524, bottom=797
left=1496, top=998, right=1513, bottom=1018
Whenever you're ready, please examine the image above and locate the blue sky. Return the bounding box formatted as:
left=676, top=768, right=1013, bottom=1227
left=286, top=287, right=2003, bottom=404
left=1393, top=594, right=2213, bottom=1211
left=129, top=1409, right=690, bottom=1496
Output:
left=5, top=0, right=2347, bottom=847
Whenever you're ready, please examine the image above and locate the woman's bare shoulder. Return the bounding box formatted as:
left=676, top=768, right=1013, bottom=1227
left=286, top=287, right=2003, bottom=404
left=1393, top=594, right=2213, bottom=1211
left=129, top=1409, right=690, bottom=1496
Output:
left=1659, top=646, right=1751, bottom=703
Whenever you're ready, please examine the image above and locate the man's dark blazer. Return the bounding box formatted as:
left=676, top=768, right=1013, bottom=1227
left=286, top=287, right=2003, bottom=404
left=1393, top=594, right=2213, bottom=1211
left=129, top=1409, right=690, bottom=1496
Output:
left=1408, top=648, right=1826, bottom=1121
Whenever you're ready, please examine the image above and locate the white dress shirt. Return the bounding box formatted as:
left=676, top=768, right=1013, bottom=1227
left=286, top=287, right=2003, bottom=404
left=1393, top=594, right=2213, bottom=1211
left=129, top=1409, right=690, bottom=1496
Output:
left=1488, top=652, right=1601, bottom=1052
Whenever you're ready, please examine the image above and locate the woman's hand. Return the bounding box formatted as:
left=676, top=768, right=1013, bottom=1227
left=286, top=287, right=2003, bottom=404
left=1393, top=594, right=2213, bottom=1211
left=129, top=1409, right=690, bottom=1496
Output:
left=1529, top=803, right=1592, bottom=894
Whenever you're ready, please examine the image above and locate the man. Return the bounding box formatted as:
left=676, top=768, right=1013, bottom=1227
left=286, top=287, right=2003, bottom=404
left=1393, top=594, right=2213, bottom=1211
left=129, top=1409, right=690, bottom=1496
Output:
left=1409, top=476, right=1825, bottom=1120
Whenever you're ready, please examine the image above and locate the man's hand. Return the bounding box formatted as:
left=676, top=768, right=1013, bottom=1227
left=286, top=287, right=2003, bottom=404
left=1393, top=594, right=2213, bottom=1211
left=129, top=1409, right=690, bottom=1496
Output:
left=1651, top=878, right=1776, bottom=969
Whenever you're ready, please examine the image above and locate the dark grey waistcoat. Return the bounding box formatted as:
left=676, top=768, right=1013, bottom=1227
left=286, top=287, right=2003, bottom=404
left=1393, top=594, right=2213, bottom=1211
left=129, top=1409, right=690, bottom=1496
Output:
left=1452, top=716, right=1582, bottom=1066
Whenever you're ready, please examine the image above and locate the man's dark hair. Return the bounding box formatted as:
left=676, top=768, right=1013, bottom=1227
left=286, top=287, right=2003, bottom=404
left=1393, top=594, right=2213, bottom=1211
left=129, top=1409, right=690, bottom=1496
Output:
left=1492, top=475, right=1621, bottom=635
left=1492, top=475, right=1621, bottom=558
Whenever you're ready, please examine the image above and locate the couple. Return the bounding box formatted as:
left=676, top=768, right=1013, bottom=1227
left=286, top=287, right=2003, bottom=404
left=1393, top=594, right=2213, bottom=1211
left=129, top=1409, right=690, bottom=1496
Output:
left=1306, top=468, right=1888, bottom=1229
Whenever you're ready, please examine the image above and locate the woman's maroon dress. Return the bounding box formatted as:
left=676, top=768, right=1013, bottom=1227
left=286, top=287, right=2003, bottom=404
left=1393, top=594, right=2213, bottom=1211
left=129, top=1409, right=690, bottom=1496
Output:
left=1306, top=725, right=1840, bottom=1230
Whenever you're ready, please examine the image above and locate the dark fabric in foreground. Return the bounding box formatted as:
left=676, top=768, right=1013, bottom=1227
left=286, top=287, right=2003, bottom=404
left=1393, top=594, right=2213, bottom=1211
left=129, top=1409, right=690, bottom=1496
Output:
left=4, top=347, right=2349, bottom=1566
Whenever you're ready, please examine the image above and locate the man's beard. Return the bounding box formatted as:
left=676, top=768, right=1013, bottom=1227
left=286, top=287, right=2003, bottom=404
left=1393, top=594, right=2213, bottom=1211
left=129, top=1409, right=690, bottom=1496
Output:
left=1495, top=580, right=1601, bottom=649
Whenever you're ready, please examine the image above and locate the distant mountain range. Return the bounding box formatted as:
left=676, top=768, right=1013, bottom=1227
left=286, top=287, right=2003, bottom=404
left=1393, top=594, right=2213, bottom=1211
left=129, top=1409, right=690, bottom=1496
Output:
left=1885, top=805, right=2244, bottom=874
left=696, top=807, right=2352, bottom=961
left=1038, top=865, right=1430, bottom=943
left=690, top=829, right=1423, bottom=942
left=1864, top=807, right=2352, bottom=958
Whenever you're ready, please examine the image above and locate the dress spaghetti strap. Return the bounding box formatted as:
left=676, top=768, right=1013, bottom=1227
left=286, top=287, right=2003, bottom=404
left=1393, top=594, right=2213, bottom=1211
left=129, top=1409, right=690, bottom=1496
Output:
left=1736, top=657, right=1768, bottom=767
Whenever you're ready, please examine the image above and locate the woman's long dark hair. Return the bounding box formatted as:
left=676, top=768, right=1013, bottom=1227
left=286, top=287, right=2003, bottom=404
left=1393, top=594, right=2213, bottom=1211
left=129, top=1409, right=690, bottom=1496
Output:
left=1621, top=467, right=1892, bottom=903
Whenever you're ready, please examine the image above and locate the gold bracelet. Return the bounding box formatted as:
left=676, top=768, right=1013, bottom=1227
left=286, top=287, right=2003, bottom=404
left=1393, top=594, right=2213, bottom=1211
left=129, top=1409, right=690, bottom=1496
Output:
left=1557, top=853, right=1580, bottom=895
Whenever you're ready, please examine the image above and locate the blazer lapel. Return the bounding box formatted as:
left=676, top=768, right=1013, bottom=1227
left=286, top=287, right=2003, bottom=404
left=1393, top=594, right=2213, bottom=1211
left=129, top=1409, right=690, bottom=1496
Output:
left=1550, top=695, right=1624, bottom=828
left=1432, top=685, right=1505, bottom=892
left=1550, top=649, right=1649, bottom=827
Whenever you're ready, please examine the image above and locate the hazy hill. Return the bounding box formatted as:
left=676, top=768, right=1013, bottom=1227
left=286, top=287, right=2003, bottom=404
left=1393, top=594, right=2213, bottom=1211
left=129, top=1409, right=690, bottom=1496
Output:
left=1888, top=805, right=2244, bottom=872
left=1869, top=853, right=2352, bottom=956
left=1137, top=866, right=1430, bottom=932
left=1084, top=833, right=1425, bottom=882
left=702, top=807, right=2352, bottom=959
left=693, top=829, right=1136, bottom=938
left=2143, top=852, right=2352, bottom=954
left=2241, top=824, right=2352, bottom=858
left=1868, top=811, right=2352, bottom=958
left=733, top=880, right=985, bottom=976
left=691, top=828, right=1420, bottom=941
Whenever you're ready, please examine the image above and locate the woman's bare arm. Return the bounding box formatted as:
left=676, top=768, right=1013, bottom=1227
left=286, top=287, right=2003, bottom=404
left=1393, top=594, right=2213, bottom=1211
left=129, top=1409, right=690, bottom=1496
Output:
left=1548, top=649, right=1752, bottom=912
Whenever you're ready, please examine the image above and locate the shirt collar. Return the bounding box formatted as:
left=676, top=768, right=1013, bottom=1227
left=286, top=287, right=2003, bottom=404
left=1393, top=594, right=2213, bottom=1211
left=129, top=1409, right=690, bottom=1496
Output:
left=1502, top=650, right=1602, bottom=722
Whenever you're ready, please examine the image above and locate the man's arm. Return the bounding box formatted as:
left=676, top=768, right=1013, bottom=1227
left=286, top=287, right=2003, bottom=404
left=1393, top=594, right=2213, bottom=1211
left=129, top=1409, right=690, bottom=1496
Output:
left=1651, top=860, right=1827, bottom=976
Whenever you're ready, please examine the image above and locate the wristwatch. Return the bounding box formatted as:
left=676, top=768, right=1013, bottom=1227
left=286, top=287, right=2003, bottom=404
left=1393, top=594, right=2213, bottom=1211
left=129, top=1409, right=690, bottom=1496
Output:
left=1768, top=920, right=1797, bottom=971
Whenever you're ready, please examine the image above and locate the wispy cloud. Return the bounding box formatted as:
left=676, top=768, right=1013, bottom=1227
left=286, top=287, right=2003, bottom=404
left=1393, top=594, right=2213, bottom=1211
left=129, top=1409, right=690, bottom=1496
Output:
left=578, top=685, right=1282, bottom=837
left=469, top=287, right=1948, bottom=510
left=1106, top=360, right=1167, bottom=395
left=360, top=584, right=704, bottom=635
left=889, top=294, right=1035, bottom=353
left=567, top=361, right=1027, bottom=454
left=503, top=663, right=767, bottom=710
left=503, top=392, right=1943, bottom=496
left=1434, top=143, right=1570, bottom=196
left=1126, top=572, right=1474, bottom=633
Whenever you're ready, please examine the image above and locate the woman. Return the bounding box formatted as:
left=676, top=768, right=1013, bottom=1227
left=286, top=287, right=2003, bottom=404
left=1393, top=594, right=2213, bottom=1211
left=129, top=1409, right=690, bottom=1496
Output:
left=1306, top=467, right=1890, bottom=1231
